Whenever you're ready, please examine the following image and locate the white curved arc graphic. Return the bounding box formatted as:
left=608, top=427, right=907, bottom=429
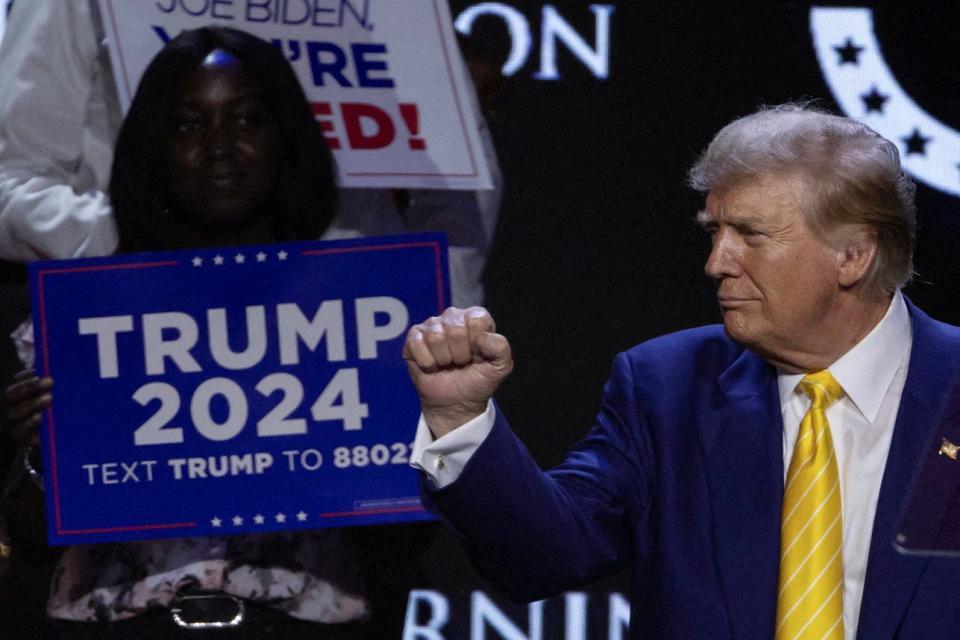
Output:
left=811, top=7, right=960, bottom=197
left=455, top=3, right=532, bottom=76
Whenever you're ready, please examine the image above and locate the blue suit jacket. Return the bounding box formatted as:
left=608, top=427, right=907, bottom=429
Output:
left=424, top=301, right=960, bottom=639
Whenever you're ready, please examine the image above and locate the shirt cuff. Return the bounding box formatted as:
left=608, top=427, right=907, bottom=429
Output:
left=409, top=400, right=496, bottom=489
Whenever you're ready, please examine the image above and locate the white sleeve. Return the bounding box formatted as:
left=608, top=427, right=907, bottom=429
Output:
left=0, top=0, right=119, bottom=261
left=404, top=89, right=502, bottom=309
left=410, top=400, right=496, bottom=489
left=322, top=59, right=502, bottom=308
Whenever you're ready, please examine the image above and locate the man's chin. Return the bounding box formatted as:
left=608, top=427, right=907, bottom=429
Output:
left=720, top=312, right=754, bottom=346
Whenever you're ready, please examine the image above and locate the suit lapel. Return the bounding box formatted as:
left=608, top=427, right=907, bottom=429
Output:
left=856, top=303, right=960, bottom=639
left=698, top=349, right=784, bottom=639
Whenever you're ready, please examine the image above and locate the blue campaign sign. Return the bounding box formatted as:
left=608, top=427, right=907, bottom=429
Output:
left=29, top=233, right=446, bottom=545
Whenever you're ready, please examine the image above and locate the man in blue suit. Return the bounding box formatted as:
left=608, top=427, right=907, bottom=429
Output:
left=404, top=104, right=960, bottom=639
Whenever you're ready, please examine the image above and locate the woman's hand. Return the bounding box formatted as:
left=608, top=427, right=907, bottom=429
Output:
left=4, top=369, right=52, bottom=447
left=1, top=369, right=53, bottom=551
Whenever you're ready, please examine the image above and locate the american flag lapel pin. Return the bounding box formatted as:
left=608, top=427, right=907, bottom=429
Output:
left=938, top=438, right=959, bottom=460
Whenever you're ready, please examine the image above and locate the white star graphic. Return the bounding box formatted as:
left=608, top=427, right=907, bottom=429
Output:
left=192, top=257, right=203, bottom=267
left=277, top=250, right=288, bottom=261
left=253, top=514, right=265, bottom=525
left=256, top=252, right=267, bottom=262
left=211, top=516, right=222, bottom=527
left=275, top=512, right=287, bottom=523
left=234, top=253, right=246, bottom=264
left=213, top=255, right=225, bottom=266
left=296, top=511, right=308, bottom=522
left=232, top=515, right=244, bottom=526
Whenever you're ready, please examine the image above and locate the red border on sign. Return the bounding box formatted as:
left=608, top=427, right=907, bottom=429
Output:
left=301, top=240, right=446, bottom=312
left=320, top=505, right=427, bottom=518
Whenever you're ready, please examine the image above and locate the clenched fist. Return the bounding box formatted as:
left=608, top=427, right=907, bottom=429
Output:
left=402, top=307, right=512, bottom=438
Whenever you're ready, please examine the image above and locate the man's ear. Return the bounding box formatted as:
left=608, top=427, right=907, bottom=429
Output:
left=837, top=225, right=878, bottom=288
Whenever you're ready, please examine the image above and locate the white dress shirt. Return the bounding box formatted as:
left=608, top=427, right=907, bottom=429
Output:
left=412, top=294, right=912, bottom=640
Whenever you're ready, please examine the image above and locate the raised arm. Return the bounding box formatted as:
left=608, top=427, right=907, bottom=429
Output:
left=404, top=313, right=643, bottom=600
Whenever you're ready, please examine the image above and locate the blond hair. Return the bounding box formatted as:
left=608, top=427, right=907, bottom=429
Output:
left=689, top=103, right=916, bottom=297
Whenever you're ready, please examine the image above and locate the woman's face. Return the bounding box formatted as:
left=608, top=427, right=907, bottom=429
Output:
left=164, top=50, right=282, bottom=231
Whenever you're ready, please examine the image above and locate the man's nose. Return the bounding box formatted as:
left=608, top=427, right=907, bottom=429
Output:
left=704, top=230, right=741, bottom=279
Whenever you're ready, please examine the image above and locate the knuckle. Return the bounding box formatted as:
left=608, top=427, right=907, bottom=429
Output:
left=467, top=314, right=492, bottom=330
left=444, top=321, right=468, bottom=337
left=423, top=327, right=446, bottom=346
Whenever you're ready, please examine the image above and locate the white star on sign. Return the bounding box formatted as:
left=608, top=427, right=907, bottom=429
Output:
left=256, top=252, right=267, bottom=262
left=234, top=253, right=246, bottom=264
left=296, top=511, right=308, bottom=522
left=275, top=512, right=287, bottom=523
left=253, top=514, right=265, bottom=525
left=213, top=255, right=225, bottom=266
left=211, top=517, right=222, bottom=527
left=192, top=257, right=203, bottom=267
left=277, top=250, right=288, bottom=261
left=232, top=515, right=243, bottom=526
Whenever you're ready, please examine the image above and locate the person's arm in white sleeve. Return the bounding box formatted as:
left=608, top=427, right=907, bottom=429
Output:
left=323, top=57, right=502, bottom=307
left=410, top=399, right=495, bottom=488
left=0, top=0, right=119, bottom=260
left=403, top=69, right=502, bottom=309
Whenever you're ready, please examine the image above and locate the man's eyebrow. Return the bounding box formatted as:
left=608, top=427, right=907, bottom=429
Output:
left=695, top=210, right=768, bottom=229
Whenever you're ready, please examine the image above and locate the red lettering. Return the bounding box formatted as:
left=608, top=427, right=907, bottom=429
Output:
left=312, top=102, right=428, bottom=152
left=341, top=103, right=395, bottom=150
left=399, top=103, right=426, bottom=150
left=311, top=102, right=341, bottom=150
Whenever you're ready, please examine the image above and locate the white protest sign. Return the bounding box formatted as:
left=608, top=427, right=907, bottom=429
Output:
left=97, top=0, right=492, bottom=189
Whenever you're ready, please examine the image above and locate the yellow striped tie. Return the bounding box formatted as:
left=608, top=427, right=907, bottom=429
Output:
left=775, top=370, right=844, bottom=640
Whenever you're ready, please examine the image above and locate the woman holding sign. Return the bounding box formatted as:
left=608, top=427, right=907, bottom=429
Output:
left=2, top=26, right=424, bottom=639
